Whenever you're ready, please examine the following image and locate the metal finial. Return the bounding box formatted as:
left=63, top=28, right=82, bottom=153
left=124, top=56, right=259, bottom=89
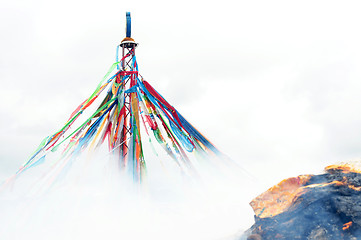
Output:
left=126, top=12, right=131, bottom=38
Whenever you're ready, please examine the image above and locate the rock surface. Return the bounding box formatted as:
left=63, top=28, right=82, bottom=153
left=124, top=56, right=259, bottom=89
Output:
left=244, top=163, right=361, bottom=240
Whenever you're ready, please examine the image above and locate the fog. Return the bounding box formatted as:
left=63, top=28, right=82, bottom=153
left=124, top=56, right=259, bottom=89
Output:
left=0, top=152, right=259, bottom=240
left=2, top=0, right=361, bottom=239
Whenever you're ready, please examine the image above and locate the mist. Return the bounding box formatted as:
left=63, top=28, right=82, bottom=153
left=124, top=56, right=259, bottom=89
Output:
left=2, top=1, right=361, bottom=239
left=0, top=150, right=260, bottom=240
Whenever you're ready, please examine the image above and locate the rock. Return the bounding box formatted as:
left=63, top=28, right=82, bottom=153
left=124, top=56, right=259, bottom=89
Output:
left=308, top=227, right=328, bottom=240
left=244, top=163, right=361, bottom=239
left=247, top=234, right=262, bottom=240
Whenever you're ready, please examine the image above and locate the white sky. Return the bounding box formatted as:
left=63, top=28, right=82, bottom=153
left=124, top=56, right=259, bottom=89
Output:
left=2, top=0, right=361, bottom=189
